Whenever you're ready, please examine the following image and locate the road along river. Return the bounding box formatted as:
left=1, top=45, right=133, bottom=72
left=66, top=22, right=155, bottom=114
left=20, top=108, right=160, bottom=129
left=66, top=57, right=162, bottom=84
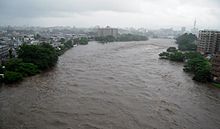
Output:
left=0, top=39, right=220, bottom=129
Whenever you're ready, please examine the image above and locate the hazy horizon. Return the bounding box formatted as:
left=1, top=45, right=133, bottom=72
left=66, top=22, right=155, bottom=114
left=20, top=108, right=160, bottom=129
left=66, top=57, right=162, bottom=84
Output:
left=0, top=0, right=219, bottom=30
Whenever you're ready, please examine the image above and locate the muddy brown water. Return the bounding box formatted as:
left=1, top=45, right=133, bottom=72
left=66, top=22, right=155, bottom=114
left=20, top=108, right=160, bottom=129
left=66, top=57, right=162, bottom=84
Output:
left=0, top=39, right=220, bottom=129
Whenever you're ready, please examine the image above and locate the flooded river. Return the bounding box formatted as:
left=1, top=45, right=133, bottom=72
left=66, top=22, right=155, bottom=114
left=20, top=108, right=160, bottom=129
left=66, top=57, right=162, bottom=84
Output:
left=0, top=39, right=220, bottom=129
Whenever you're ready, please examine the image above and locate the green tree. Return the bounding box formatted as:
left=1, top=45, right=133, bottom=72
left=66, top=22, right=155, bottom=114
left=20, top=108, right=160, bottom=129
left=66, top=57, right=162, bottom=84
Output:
left=176, top=33, right=197, bottom=51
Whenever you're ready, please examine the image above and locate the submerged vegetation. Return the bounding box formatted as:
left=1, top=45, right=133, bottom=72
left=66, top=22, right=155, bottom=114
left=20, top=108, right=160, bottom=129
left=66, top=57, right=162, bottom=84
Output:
left=95, top=34, right=148, bottom=43
left=117, top=34, right=149, bottom=42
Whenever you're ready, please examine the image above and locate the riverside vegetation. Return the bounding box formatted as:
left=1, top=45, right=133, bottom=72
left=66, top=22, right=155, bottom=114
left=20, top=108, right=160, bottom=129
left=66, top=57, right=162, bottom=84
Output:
left=0, top=38, right=88, bottom=84
left=95, top=34, right=148, bottom=43
left=159, top=33, right=212, bottom=83
left=159, top=48, right=211, bottom=82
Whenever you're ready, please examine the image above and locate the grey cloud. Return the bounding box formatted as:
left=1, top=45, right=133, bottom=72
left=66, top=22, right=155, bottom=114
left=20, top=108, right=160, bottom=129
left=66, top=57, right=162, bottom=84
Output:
left=0, top=0, right=141, bottom=18
left=0, top=0, right=219, bottom=29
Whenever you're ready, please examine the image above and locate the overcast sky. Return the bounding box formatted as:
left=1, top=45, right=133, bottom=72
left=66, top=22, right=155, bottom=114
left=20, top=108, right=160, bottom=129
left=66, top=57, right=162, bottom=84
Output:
left=0, top=0, right=219, bottom=30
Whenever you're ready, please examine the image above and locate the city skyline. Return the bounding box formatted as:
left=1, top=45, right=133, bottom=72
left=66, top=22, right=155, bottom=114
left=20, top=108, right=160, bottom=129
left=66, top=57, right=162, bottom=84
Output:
left=0, top=0, right=219, bottom=30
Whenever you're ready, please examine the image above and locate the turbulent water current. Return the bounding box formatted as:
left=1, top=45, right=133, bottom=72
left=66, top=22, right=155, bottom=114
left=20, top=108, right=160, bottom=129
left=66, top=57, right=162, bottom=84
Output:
left=0, top=39, right=220, bottom=129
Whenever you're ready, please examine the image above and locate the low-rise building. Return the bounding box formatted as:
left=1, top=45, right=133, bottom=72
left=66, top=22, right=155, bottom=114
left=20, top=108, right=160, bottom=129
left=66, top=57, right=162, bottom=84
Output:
left=51, top=41, right=62, bottom=48
left=97, top=26, right=118, bottom=38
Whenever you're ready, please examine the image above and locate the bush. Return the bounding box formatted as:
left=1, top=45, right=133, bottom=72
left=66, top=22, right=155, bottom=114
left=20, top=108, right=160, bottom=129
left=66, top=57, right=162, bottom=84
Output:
left=169, top=52, right=185, bottom=62
left=4, top=71, right=23, bottom=84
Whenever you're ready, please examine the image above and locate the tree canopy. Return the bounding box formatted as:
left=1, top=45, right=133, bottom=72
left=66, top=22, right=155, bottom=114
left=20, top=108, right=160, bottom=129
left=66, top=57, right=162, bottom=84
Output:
left=176, top=33, right=197, bottom=51
left=18, top=43, right=58, bottom=70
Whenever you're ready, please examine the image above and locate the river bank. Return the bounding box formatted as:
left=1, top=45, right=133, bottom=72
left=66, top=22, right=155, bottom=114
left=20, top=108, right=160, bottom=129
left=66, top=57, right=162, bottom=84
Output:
left=0, top=39, right=87, bottom=84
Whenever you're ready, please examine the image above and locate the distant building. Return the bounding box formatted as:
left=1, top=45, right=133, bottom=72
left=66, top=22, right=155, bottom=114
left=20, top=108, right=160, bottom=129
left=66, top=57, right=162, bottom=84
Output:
left=181, top=27, right=186, bottom=34
left=197, top=30, right=220, bottom=55
left=191, top=19, right=199, bottom=35
left=97, top=26, right=118, bottom=38
left=151, top=28, right=177, bottom=39
left=0, top=45, right=9, bottom=63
